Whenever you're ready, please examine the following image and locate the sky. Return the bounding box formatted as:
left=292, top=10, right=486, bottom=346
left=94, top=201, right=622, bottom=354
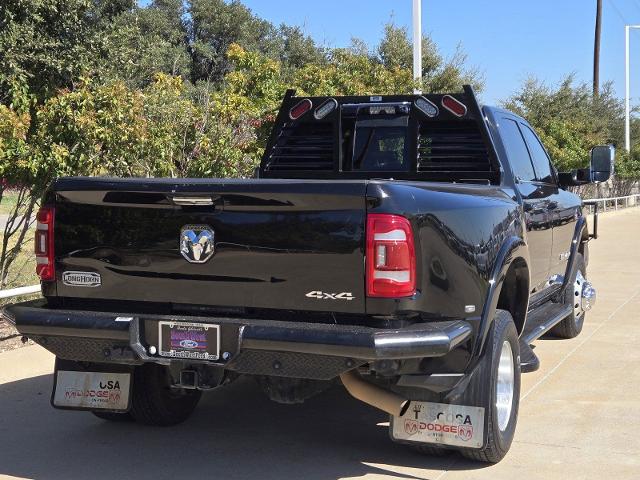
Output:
left=235, top=0, right=640, bottom=106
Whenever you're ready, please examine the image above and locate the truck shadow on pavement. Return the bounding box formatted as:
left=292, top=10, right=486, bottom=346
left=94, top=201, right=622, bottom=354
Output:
left=0, top=373, right=487, bottom=480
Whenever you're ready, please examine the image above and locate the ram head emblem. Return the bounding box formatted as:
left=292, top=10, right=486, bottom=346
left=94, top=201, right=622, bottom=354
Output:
left=180, top=225, right=215, bottom=263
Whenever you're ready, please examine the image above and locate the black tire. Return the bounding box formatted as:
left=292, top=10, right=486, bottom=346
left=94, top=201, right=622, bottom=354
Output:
left=413, top=444, right=452, bottom=457
left=130, top=363, right=202, bottom=426
left=91, top=410, right=135, bottom=422
left=551, top=253, right=586, bottom=339
left=460, top=309, right=521, bottom=463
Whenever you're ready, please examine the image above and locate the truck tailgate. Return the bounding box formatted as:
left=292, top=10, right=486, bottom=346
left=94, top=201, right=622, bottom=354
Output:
left=52, top=178, right=367, bottom=314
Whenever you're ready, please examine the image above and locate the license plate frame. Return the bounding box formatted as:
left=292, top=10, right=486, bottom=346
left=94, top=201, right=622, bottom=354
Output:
left=158, top=321, right=220, bottom=361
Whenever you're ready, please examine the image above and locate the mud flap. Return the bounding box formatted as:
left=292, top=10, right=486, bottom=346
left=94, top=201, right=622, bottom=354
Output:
left=390, top=401, right=485, bottom=448
left=51, top=358, right=133, bottom=412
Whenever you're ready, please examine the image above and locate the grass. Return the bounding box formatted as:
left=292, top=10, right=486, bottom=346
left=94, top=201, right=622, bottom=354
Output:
left=0, top=191, right=39, bottom=292
left=0, top=228, right=40, bottom=353
left=0, top=228, right=39, bottom=295
left=0, top=190, right=20, bottom=216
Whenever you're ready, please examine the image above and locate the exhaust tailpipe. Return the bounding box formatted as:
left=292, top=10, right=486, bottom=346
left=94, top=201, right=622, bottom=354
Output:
left=340, top=370, right=410, bottom=417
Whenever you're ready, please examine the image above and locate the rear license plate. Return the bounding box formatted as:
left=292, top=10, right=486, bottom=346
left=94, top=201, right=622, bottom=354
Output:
left=53, top=370, right=131, bottom=411
left=158, top=321, right=220, bottom=361
left=391, top=401, right=485, bottom=449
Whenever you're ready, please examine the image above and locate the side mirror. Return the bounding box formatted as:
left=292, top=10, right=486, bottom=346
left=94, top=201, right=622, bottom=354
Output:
left=558, top=144, right=615, bottom=187
left=590, top=145, right=615, bottom=183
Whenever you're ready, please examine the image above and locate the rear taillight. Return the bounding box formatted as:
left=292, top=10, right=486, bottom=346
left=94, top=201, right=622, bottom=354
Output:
left=366, top=214, right=416, bottom=298
left=35, top=206, right=55, bottom=281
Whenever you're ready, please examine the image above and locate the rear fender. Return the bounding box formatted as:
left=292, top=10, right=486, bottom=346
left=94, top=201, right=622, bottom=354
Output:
left=558, top=216, right=588, bottom=297
left=474, top=236, right=530, bottom=357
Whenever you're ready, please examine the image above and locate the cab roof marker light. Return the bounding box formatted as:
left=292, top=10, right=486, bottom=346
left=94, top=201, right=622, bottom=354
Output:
left=313, top=98, right=338, bottom=120
left=441, top=95, right=467, bottom=117
left=289, top=99, right=312, bottom=120
left=415, top=96, right=439, bottom=117
left=370, top=105, right=396, bottom=115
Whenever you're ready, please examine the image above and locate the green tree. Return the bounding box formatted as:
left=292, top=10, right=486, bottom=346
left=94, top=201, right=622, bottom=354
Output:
left=190, top=0, right=279, bottom=82
left=0, top=0, right=103, bottom=103
left=144, top=72, right=259, bottom=178
left=277, top=25, right=327, bottom=71
left=0, top=2, right=524, bottom=286
left=188, top=0, right=324, bottom=83
left=0, top=90, right=41, bottom=287
left=376, top=22, right=483, bottom=93
left=504, top=75, right=640, bottom=194
left=33, top=80, right=149, bottom=178
left=99, top=0, right=191, bottom=87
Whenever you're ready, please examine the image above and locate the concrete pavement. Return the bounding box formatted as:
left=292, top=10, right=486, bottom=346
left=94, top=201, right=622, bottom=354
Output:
left=0, top=208, right=639, bottom=480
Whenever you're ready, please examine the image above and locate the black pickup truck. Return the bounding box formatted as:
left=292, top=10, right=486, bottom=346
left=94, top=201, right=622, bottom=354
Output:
left=4, top=86, right=613, bottom=463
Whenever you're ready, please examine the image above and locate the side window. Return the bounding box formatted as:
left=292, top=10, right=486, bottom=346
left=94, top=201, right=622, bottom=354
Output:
left=499, top=118, right=536, bottom=182
left=520, top=124, right=554, bottom=183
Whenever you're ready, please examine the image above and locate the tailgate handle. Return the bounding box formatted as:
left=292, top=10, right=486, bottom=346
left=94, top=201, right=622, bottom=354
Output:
left=170, top=196, right=218, bottom=206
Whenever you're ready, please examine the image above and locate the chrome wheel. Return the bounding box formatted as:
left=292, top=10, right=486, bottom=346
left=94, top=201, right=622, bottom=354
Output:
left=496, top=340, right=515, bottom=431
left=573, top=270, right=586, bottom=320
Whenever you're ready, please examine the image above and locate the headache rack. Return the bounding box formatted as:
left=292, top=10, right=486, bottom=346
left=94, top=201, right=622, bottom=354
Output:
left=266, top=122, right=334, bottom=172
left=417, top=122, right=490, bottom=173
left=260, top=85, right=501, bottom=184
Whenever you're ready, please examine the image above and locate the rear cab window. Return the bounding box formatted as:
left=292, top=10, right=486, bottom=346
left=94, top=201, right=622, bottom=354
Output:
left=351, top=110, right=411, bottom=172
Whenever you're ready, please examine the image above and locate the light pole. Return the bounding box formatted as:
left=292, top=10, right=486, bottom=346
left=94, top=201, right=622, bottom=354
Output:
left=412, top=0, right=422, bottom=94
left=594, top=0, right=602, bottom=97
left=625, top=25, right=640, bottom=152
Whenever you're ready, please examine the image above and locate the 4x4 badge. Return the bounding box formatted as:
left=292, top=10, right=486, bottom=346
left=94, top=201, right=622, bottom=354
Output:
left=305, top=291, right=354, bottom=301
